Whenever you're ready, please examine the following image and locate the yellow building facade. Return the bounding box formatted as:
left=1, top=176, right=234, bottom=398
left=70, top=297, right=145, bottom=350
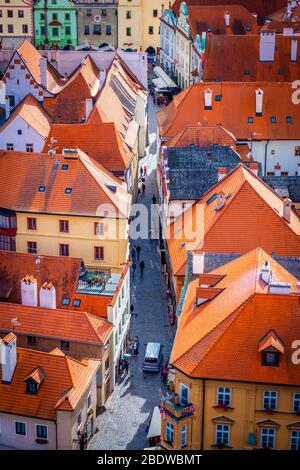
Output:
left=118, top=0, right=175, bottom=53
left=0, top=0, right=34, bottom=49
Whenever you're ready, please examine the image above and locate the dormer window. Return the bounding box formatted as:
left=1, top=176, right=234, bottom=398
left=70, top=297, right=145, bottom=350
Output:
left=262, top=351, right=279, bottom=366
left=26, top=379, right=37, bottom=395
left=258, top=330, right=284, bottom=367
left=24, top=367, right=45, bottom=394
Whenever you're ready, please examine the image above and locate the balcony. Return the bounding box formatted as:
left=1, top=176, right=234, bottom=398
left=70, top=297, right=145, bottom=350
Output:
left=77, top=265, right=122, bottom=296
left=161, top=393, right=194, bottom=419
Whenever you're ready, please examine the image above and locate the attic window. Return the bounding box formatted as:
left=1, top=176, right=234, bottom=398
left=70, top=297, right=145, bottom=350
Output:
left=62, top=297, right=70, bottom=306
left=38, top=185, right=45, bottom=192
left=248, top=117, right=253, bottom=124
left=73, top=299, right=81, bottom=307
left=65, top=187, right=72, bottom=194
left=62, top=164, right=68, bottom=171
left=246, top=26, right=251, bottom=32
left=277, top=69, right=283, bottom=75
left=262, top=351, right=279, bottom=367
left=26, top=380, right=38, bottom=395
left=17, top=129, right=22, bottom=135
left=206, top=193, right=218, bottom=205
left=244, top=69, right=250, bottom=75
left=286, top=116, right=292, bottom=124
left=271, top=117, right=277, bottom=124
left=215, top=95, right=221, bottom=101
left=207, top=27, right=212, bottom=32
left=106, top=184, right=117, bottom=193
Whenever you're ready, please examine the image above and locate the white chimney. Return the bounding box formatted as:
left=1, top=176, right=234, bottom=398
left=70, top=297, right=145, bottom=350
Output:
left=283, top=197, right=292, bottom=223
left=40, top=282, right=56, bottom=309
left=5, top=96, right=10, bottom=120
left=21, top=275, right=38, bottom=307
left=216, top=191, right=226, bottom=211
left=291, top=39, right=298, bottom=62
left=255, top=88, right=264, bottom=116
left=204, top=88, right=213, bottom=109
left=0, top=333, right=17, bottom=384
left=39, top=57, right=48, bottom=89
left=192, top=252, right=204, bottom=275
left=261, top=261, right=271, bottom=284
left=99, top=67, right=106, bottom=89
left=85, top=98, right=93, bottom=121
left=218, top=167, right=227, bottom=181
left=259, top=32, right=276, bottom=62
left=269, top=282, right=291, bottom=295
left=249, top=162, right=259, bottom=176
left=224, top=11, right=230, bottom=27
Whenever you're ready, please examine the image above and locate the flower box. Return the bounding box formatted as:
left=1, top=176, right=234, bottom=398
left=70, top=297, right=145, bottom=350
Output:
left=265, top=408, right=274, bottom=415
left=36, top=438, right=48, bottom=444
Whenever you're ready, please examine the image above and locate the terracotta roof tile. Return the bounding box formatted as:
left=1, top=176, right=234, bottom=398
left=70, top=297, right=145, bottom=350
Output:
left=166, top=124, right=237, bottom=148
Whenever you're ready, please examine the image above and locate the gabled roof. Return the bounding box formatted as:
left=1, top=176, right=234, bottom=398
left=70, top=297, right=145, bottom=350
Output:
left=203, top=34, right=300, bottom=82
left=0, top=302, right=112, bottom=345
left=43, top=121, right=133, bottom=172
left=263, top=4, right=300, bottom=32
left=0, top=149, right=131, bottom=218
left=0, top=94, right=52, bottom=138
left=170, top=247, right=300, bottom=385
left=166, top=164, right=300, bottom=276
left=0, top=347, right=100, bottom=420
left=166, top=124, right=237, bottom=148
left=157, top=82, right=300, bottom=140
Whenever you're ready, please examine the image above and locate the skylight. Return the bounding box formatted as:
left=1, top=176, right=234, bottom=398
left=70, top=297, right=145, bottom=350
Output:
left=206, top=193, right=217, bottom=205
left=38, top=185, right=45, bottom=192
left=65, top=187, right=72, bottom=194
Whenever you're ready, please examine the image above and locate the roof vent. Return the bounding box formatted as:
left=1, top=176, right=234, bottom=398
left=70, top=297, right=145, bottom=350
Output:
left=283, top=197, right=292, bottom=223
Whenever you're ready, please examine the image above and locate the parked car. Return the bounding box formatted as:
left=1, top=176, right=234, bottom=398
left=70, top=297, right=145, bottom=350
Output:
left=143, top=342, right=163, bottom=372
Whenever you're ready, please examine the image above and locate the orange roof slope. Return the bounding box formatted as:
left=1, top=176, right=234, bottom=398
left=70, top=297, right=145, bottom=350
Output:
left=166, top=124, right=236, bottom=148
left=167, top=164, right=300, bottom=276
left=0, top=347, right=99, bottom=420
left=203, top=35, right=300, bottom=82
left=0, top=302, right=112, bottom=345
left=262, top=4, right=300, bottom=32
left=0, top=149, right=131, bottom=218
left=188, top=5, right=258, bottom=36
left=43, top=55, right=100, bottom=123
left=43, top=122, right=132, bottom=172
left=0, top=94, right=52, bottom=138
left=16, top=40, right=62, bottom=93
left=171, top=247, right=300, bottom=385
left=157, top=82, right=300, bottom=140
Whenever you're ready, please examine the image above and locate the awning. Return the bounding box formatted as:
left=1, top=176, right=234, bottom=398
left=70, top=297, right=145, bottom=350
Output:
left=153, top=66, right=178, bottom=89
left=152, top=77, right=167, bottom=90
left=147, top=406, right=161, bottom=439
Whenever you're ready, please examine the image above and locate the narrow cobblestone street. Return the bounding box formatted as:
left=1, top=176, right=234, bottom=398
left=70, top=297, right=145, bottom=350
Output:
left=89, top=97, right=175, bottom=450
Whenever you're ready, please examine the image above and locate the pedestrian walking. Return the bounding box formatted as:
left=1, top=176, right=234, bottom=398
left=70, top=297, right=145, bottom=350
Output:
left=131, top=245, right=137, bottom=262
left=133, top=336, right=140, bottom=355
left=120, top=357, right=126, bottom=376
left=127, top=339, right=133, bottom=355
left=140, top=260, right=145, bottom=278
left=142, top=182, right=146, bottom=194
left=139, top=167, right=143, bottom=179
left=143, top=166, right=147, bottom=178
left=125, top=358, right=129, bottom=375
left=136, top=245, right=141, bottom=260
left=152, top=194, right=157, bottom=205
left=131, top=261, right=136, bottom=277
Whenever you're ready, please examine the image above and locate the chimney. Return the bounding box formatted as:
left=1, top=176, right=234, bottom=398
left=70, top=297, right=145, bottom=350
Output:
left=291, top=39, right=298, bottom=62
left=204, top=88, right=213, bottom=110
left=99, top=67, right=106, bottom=89
left=255, top=88, right=264, bottom=116
left=192, top=252, right=204, bottom=275
left=249, top=162, right=259, bottom=176
left=274, top=163, right=281, bottom=176
left=39, top=57, right=48, bottom=89
left=5, top=96, right=10, bottom=120
left=224, top=11, right=230, bottom=27
left=85, top=98, right=93, bottom=121
left=269, top=281, right=291, bottom=295
left=0, top=333, right=17, bottom=384
left=21, top=275, right=38, bottom=307
left=218, top=167, right=227, bottom=181
left=259, top=31, right=276, bottom=62
left=216, top=191, right=226, bottom=211
left=283, top=197, right=292, bottom=223
left=261, top=260, right=271, bottom=284
left=40, top=282, right=56, bottom=309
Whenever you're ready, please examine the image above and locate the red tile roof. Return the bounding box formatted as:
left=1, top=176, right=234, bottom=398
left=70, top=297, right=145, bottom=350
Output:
left=171, top=247, right=300, bottom=385
left=157, top=82, right=300, bottom=140
left=166, top=124, right=237, bottom=148
left=203, top=34, right=300, bottom=82
left=0, top=149, right=131, bottom=218
left=0, top=346, right=100, bottom=419
left=167, top=164, right=300, bottom=276
left=262, top=4, right=300, bottom=32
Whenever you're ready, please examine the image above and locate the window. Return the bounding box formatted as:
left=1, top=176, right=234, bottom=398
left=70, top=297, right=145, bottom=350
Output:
left=40, top=13, right=45, bottom=20
left=59, top=244, right=69, bottom=257
left=36, top=425, right=48, bottom=439
left=27, top=335, right=37, bottom=345
left=295, top=146, right=300, bottom=156
left=94, top=246, right=104, bottom=260
left=215, top=95, right=221, bottom=101
left=59, top=220, right=69, bottom=233
left=65, top=26, right=71, bottom=35
left=248, top=117, right=253, bottom=124
left=52, top=13, right=58, bottom=20
left=6, top=143, right=14, bottom=150
left=84, top=25, right=89, bottom=35
left=149, top=26, right=154, bottom=35
left=26, top=380, right=37, bottom=395
left=87, top=393, right=92, bottom=410
left=217, top=387, right=231, bottom=406
left=215, top=424, right=230, bottom=446
left=166, top=422, right=174, bottom=445
left=38, top=185, right=45, bottom=192
left=15, top=421, right=26, bottom=436
left=271, top=116, right=277, bottom=124
left=26, top=144, right=33, bottom=152
left=181, top=424, right=187, bottom=447
left=290, top=430, right=300, bottom=450
left=101, top=9, right=107, bottom=16
left=73, top=299, right=81, bottom=308
left=27, top=241, right=37, bottom=254
left=65, top=13, right=70, bottom=20
left=62, top=164, right=68, bottom=171
left=65, top=187, right=72, bottom=194
left=7, top=10, right=13, bottom=17
left=62, top=298, right=70, bottom=306
left=260, top=427, right=275, bottom=449
left=94, top=24, right=101, bottom=35
left=0, top=11, right=2, bottom=17
left=106, top=25, right=112, bottom=35
left=0, top=235, right=16, bottom=251
left=95, top=222, right=104, bottom=235
left=22, top=24, right=28, bottom=34
left=293, top=393, right=300, bottom=412
left=286, top=116, right=292, bottom=124
left=153, top=9, right=158, bottom=17
left=52, top=27, right=59, bottom=37
left=262, top=351, right=279, bottom=366
left=263, top=391, right=277, bottom=411
left=27, top=217, right=36, bottom=230
left=41, top=26, right=45, bottom=35
left=17, top=129, right=22, bottom=135
left=126, top=11, right=131, bottom=19
left=61, top=340, right=70, bottom=350
left=18, top=10, right=24, bottom=18
left=126, top=27, right=131, bottom=36
left=180, top=383, right=189, bottom=405
left=0, top=25, right=2, bottom=33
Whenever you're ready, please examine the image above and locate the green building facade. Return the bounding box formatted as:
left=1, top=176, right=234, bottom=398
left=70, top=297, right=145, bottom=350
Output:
left=34, top=0, right=77, bottom=49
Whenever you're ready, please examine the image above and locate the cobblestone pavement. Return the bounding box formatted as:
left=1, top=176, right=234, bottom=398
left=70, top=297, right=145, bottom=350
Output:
left=89, top=97, right=176, bottom=450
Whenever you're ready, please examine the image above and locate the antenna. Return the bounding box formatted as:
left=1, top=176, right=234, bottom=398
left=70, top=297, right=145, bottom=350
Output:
left=11, top=318, right=21, bottom=333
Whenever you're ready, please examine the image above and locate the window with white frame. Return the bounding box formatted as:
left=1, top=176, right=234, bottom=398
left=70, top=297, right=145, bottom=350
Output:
left=15, top=421, right=26, bottom=435
left=87, top=393, right=92, bottom=411
left=293, top=393, right=300, bottom=412
left=36, top=424, right=48, bottom=439
left=263, top=391, right=277, bottom=410
left=181, top=424, right=187, bottom=447
left=260, top=427, right=275, bottom=449
left=217, top=387, right=231, bottom=406
left=166, top=422, right=174, bottom=445
left=180, top=383, right=189, bottom=405
left=215, top=424, right=230, bottom=446
left=290, top=430, right=300, bottom=450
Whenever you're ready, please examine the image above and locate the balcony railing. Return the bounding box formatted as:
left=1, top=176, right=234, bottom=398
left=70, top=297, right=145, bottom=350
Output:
left=161, top=393, right=194, bottom=419
left=78, top=265, right=112, bottom=293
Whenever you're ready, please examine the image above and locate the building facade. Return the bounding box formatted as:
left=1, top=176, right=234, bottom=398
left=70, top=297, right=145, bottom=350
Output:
left=34, top=0, right=77, bottom=49
left=159, top=7, right=177, bottom=77
left=0, top=0, right=34, bottom=50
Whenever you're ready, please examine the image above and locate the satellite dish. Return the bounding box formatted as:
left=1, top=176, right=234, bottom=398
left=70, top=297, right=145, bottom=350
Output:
left=94, top=15, right=101, bottom=23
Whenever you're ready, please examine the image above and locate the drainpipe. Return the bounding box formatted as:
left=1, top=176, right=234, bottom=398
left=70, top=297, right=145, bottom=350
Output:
left=200, top=379, right=205, bottom=450
left=44, top=0, right=49, bottom=46
left=264, top=140, right=269, bottom=177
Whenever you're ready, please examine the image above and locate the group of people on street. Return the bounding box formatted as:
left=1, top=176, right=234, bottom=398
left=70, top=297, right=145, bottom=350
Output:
left=139, top=166, right=148, bottom=195
left=131, top=244, right=146, bottom=279
left=119, top=336, right=140, bottom=378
